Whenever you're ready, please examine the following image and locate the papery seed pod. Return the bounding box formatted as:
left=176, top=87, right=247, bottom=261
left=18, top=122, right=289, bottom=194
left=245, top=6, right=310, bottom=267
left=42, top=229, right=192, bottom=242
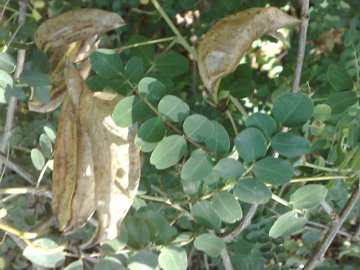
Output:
left=197, top=7, right=300, bottom=94
left=35, top=8, right=125, bottom=50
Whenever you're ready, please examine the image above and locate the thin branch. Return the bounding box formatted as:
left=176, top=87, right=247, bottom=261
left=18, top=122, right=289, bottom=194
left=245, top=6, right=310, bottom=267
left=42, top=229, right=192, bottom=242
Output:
left=0, top=152, right=35, bottom=184
left=222, top=204, right=258, bottom=243
left=303, top=181, right=360, bottom=270
left=0, top=0, right=28, bottom=172
left=291, top=0, right=309, bottom=92
left=220, top=246, right=234, bottom=270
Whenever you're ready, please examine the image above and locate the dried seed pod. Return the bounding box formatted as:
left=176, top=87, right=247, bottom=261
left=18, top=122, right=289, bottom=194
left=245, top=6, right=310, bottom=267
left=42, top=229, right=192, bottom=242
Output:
left=198, top=7, right=300, bottom=94
left=35, top=8, right=125, bottom=50
left=52, top=64, right=140, bottom=244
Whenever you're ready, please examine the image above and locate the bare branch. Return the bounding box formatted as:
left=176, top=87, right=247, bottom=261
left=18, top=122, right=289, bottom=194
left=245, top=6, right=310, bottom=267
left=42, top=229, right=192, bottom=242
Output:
left=0, top=152, right=36, bottom=184
left=222, top=204, right=258, bottom=243
left=304, top=181, right=360, bottom=270
left=0, top=0, right=28, bottom=172
left=291, top=0, right=310, bottom=92
left=220, top=246, right=234, bottom=270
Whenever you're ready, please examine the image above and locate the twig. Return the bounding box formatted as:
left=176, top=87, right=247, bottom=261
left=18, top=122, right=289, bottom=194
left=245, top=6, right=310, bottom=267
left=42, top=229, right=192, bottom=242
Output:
left=220, top=246, right=234, bottom=270
left=303, top=181, right=360, bottom=270
left=291, top=0, right=309, bottom=92
left=0, top=0, right=27, bottom=172
left=0, top=152, right=35, bottom=184
left=222, top=204, right=258, bottom=243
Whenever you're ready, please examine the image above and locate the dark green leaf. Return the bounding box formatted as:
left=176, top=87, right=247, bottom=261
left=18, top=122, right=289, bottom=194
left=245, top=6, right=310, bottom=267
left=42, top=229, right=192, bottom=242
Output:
left=181, top=149, right=213, bottom=182
left=128, top=35, right=155, bottom=66
left=135, top=117, right=166, bottom=152
left=86, top=75, right=107, bottom=91
left=326, top=90, right=357, bottom=114
left=230, top=78, right=255, bottom=99
left=94, top=257, right=124, bottom=270
left=124, top=56, right=144, bottom=83
left=0, top=52, right=16, bottom=73
left=138, top=77, right=165, bottom=102
left=23, top=238, right=65, bottom=268
left=34, top=85, right=51, bottom=104
left=155, top=51, right=189, bottom=78
left=158, top=95, right=190, bottom=123
left=205, top=121, right=230, bottom=153
left=124, top=216, right=150, bottom=248
left=150, top=135, right=187, bottom=169
left=159, top=247, right=187, bottom=270
left=39, top=133, right=53, bottom=159
left=112, top=95, right=150, bottom=127
left=235, top=127, right=267, bottom=163
left=290, top=184, right=328, bottom=209
left=327, top=64, right=353, bottom=91
left=272, top=92, right=314, bottom=127
left=213, top=158, right=245, bottom=180
left=31, top=148, right=45, bottom=171
left=234, top=178, right=272, bottom=204
left=20, top=71, right=50, bottom=87
left=194, top=233, right=224, bottom=257
left=183, top=114, right=215, bottom=143
left=212, top=191, right=243, bottom=223
left=143, top=210, right=175, bottom=244
left=253, top=157, right=294, bottom=185
left=90, top=49, right=123, bottom=79
left=269, top=211, right=308, bottom=238
left=271, top=133, right=310, bottom=158
left=191, top=201, right=221, bottom=229
left=128, top=251, right=158, bottom=270
left=245, top=113, right=277, bottom=139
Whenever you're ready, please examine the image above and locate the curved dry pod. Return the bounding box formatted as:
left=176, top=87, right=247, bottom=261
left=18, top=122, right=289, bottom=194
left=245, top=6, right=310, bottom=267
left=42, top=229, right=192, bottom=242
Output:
left=35, top=8, right=125, bottom=50
left=198, top=7, right=300, bottom=93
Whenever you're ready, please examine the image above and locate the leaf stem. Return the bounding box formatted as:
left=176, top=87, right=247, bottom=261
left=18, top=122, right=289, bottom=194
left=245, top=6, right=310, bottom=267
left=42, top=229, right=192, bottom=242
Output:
left=150, top=0, right=197, bottom=59
left=114, top=36, right=177, bottom=52
left=290, top=175, right=352, bottom=183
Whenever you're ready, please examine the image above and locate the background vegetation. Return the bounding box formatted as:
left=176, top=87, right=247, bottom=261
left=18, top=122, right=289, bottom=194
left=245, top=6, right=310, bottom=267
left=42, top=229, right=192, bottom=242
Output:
left=0, top=0, right=359, bottom=269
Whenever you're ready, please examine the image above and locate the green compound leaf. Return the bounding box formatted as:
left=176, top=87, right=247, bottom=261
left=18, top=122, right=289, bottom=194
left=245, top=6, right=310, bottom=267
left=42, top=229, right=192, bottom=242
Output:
left=135, top=117, right=166, bottom=152
left=245, top=113, right=277, bottom=139
left=159, top=247, right=187, bottom=270
left=253, top=157, right=294, bottom=185
left=290, top=184, right=328, bottom=209
left=31, top=148, right=45, bottom=171
left=181, top=149, right=213, bottom=182
left=269, top=211, right=308, bottom=239
left=271, top=133, right=310, bottom=158
left=124, top=56, right=144, bottom=83
left=0, top=52, right=16, bottom=73
left=183, top=114, right=215, bottom=143
left=213, top=158, right=245, bottom=180
left=327, top=64, right=353, bottom=91
left=234, top=178, right=271, bottom=204
left=94, top=256, right=124, bottom=270
left=326, top=90, right=357, bottom=114
left=205, top=121, right=230, bottom=154
left=158, top=95, right=190, bottom=123
left=150, top=135, right=187, bottom=169
left=155, top=51, right=189, bottom=78
left=138, top=77, right=166, bottom=102
left=124, top=216, right=150, bottom=248
left=235, top=127, right=267, bottom=163
left=212, top=191, right=243, bottom=223
left=112, top=95, right=151, bottom=127
left=128, top=251, right=158, bottom=270
left=90, top=49, right=123, bottom=79
left=128, top=35, right=155, bottom=66
left=23, top=238, right=65, bottom=268
left=194, top=233, right=224, bottom=257
left=272, top=92, right=314, bottom=127
left=313, top=104, right=332, bottom=121
left=191, top=200, right=221, bottom=229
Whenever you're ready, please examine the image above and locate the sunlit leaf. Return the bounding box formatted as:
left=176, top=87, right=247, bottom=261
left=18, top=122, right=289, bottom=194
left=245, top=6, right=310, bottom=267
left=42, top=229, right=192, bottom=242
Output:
left=181, top=149, right=213, bottom=182
left=159, top=247, right=187, bottom=270
left=212, top=191, right=243, bottom=223
left=269, top=211, right=308, bottom=238
left=194, top=234, right=224, bottom=257
left=158, top=95, right=190, bottom=123
left=235, top=127, right=267, bottom=163
left=234, top=178, right=271, bottom=204
left=290, top=184, right=328, bottom=209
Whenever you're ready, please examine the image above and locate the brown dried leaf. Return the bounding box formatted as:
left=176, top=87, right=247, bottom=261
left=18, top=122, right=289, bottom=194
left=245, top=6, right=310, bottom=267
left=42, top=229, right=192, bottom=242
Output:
left=198, top=7, right=300, bottom=94
left=53, top=64, right=140, bottom=244
left=34, top=8, right=125, bottom=50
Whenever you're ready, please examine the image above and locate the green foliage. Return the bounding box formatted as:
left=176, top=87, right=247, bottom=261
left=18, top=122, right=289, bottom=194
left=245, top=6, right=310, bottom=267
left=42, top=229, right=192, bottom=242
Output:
left=1, top=0, right=359, bottom=269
